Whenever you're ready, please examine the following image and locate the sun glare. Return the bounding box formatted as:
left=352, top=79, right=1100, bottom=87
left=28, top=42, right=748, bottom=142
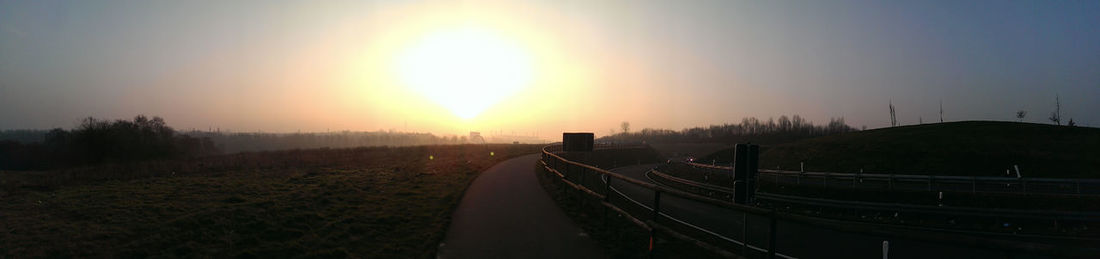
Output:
left=395, top=26, right=534, bottom=119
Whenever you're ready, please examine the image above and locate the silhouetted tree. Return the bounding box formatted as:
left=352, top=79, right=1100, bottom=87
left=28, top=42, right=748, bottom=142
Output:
left=1049, top=95, right=1062, bottom=125
left=621, top=121, right=630, bottom=134
left=1068, top=118, right=1076, bottom=127
left=1016, top=110, right=1027, bottom=121
left=939, top=100, right=944, bottom=123
left=600, top=114, right=856, bottom=145
left=889, top=100, right=897, bottom=127
left=0, top=115, right=220, bottom=170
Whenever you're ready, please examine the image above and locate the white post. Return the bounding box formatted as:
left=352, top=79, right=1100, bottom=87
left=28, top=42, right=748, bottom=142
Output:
left=800, top=162, right=804, bottom=173
left=1014, top=165, right=1022, bottom=179
left=937, top=191, right=943, bottom=207
left=882, top=240, right=890, bottom=259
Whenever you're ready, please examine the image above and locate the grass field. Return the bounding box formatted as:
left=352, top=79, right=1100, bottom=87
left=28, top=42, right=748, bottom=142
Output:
left=0, top=144, right=540, bottom=258
left=703, top=121, right=1100, bottom=178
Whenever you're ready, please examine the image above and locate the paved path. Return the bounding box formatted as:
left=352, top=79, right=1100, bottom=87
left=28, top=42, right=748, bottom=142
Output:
left=437, top=154, right=606, bottom=259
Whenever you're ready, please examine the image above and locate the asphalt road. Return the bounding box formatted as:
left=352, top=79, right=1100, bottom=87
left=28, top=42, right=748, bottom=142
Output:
left=437, top=154, right=606, bottom=259
left=607, top=164, right=1028, bottom=259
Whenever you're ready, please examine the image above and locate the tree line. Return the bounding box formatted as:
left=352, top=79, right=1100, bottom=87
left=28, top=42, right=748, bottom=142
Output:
left=0, top=116, right=219, bottom=170
left=183, top=130, right=474, bottom=154
left=601, top=116, right=857, bottom=145
left=0, top=116, right=489, bottom=170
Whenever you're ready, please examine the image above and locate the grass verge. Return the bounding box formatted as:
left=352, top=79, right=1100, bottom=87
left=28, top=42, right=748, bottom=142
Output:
left=0, top=144, right=541, bottom=258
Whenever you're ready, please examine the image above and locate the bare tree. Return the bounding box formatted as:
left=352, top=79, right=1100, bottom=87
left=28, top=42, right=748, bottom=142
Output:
left=1049, top=95, right=1061, bottom=125
left=1016, top=110, right=1027, bottom=121
left=889, top=100, right=897, bottom=127
left=939, top=100, right=944, bottom=123
left=620, top=121, right=630, bottom=134
left=1068, top=118, right=1076, bottom=127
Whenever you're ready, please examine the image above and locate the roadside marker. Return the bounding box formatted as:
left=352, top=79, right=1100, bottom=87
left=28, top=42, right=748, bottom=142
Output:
left=882, top=240, right=889, bottom=259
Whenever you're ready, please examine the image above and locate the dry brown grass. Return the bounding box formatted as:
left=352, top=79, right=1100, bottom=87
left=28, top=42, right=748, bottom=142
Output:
left=0, top=144, right=541, bottom=258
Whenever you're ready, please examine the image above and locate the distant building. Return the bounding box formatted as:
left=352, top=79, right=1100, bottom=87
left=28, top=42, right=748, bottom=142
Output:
left=469, top=132, right=486, bottom=144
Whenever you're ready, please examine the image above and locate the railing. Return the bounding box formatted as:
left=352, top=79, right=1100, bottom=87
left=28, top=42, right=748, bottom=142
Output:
left=684, top=162, right=1100, bottom=196
left=540, top=145, right=788, bottom=258
left=542, top=145, right=1100, bottom=258
left=650, top=163, right=1100, bottom=239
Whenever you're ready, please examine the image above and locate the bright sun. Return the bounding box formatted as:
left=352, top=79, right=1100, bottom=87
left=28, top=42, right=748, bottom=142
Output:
left=396, top=26, right=534, bottom=119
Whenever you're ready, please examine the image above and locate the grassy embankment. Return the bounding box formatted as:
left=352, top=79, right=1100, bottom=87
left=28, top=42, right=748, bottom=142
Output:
left=690, top=122, right=1100, bottom=207
left=0, top=144, right=540, bottom=258
left=731, top=121, right=1099, bottom=178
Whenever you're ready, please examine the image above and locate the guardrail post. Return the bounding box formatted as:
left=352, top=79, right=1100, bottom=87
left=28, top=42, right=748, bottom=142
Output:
left=604, top=175, right=612, bottom=202
left=774, top=172, right=779, bottom=188
left=742, top=212, right=749, bottom=255
left=650, top=190, right=662, bottom=258
left=603, top=174, right=612, bottom=227
left=888, top=174, right=894, bottom=190
left=768, top=209, right=777, bottom=259
left=652, top=190, right=662, bottom=221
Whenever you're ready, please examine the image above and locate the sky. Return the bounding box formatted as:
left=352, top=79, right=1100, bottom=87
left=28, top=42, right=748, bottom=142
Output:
left=1, top=0, right=1098, bottom=139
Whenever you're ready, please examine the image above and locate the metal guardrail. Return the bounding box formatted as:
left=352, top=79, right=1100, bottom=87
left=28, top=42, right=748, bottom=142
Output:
left=540, top=145, right=788, bottom=258
left=650, top=163, right=1100, bottom=239
left=543, top=145, right=1100, bottom=258
left=652, top=168, right=1100, bottom=220
left=683, top=162, right=1100, bottom=196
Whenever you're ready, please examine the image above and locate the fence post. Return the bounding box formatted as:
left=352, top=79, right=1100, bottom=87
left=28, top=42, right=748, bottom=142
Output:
left=768, top=209, right=777, bottom=259
left=888, top=174, right=894, bottom=190
left=882, top=240, right=890, bottom=259
left=603, top=174, right=610, bottom=227
left=742, top=212, right=749, bottom=255
left=650, top=190, right=662, bottom=258
left=652, top=190, right=662, bottom=221
left=604, top=175, right=612, bottom=202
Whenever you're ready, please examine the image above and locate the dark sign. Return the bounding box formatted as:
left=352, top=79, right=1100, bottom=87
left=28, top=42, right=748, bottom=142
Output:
left=562, top=133, right=594, bottom=152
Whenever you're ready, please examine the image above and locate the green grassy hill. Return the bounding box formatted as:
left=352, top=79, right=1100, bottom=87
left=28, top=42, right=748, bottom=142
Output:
left=707, top=121, right=1100, bottom=178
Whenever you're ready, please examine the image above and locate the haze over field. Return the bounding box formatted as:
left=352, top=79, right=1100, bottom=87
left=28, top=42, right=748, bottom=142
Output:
left=1, top=1, right=1097, bottom=139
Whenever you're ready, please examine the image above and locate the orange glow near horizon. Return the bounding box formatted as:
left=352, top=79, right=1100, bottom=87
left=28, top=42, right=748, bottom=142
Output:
left=333, top=2, right=602, bottom=138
